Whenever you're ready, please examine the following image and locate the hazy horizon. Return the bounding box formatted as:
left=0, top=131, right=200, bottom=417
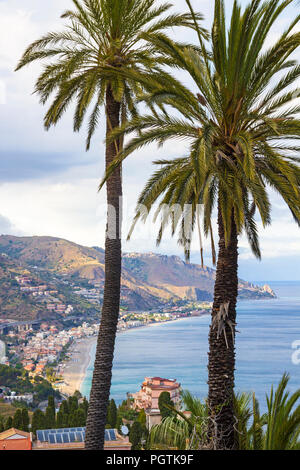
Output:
left=1, top=0, right=300, bottom=282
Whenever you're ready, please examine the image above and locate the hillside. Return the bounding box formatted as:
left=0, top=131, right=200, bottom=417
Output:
left=0, top=235, right=276, bottom=318
left=0, top=250, right=100, bottom=321
left=0, top=254, right=43, bottom=320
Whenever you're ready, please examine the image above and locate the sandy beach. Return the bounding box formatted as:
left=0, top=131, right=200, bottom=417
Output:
left=58, top=337, right=96, bottom=396
left=58, top=315, right=210, bottom=397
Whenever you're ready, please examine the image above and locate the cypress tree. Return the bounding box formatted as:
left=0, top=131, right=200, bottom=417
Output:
left=45, top=395, right=56, bottom=429
left=79, top=397, right=89, bottom=418
left=129, top=421, right=143, bottom=450
left=69, top=408, right=86, bottom=427
left=32, top=409, right=45, bottom=435
left=137, top=409, right=146, bottom=427
left=5, top=416, right=13, bottom=430
left=107, top=399, right=117, bottom=428
left=21, top=408, right=30, bottom=432
left=158, top=392, right=174, bottom=419
left=68, top=396, right=78, bottom=415
left=12, top=409, right=23, bottom=430
left=0, top=416, right=4, bottom=433
left=56, top=409, right=65, bottom=428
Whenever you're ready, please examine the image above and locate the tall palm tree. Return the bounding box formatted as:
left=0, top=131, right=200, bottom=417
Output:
left=15, top=0, right=206, bottom=449
left=102, top=0, right=300, bottom=448
left=150, top=375, right=300, bottom=450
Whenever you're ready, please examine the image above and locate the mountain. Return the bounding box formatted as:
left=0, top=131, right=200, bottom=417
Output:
left=0, top=250, right=100, bottom=321
left=0, top=235, right=275, bottom=318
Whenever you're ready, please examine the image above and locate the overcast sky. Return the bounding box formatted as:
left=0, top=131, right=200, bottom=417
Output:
left=0, top=0, right=300, bottom=281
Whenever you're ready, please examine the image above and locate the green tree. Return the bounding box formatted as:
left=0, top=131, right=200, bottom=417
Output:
left=73, top=390, right=82, bottom=400
left=129, top=421, right=143, bottom=450
left=12, top=409, right=23, bottom=430
left=68, top=395, right=78, bottom=415
left=0, top=416, right=4, bottom=433
left=31, top=409, right=46, bottom=435
left=137, top=408, right=147, bottom=427
left=106, top=0, right=300, bottom=448
left=5, top=416, right=13, bottom=431
left=150, top=376, right=300, bottom=450
left=79, top=397, right=89, bottom=418
left=56, top=409, right=65, bottom=428
left=21, top=408, right=30, bottom=432
left=158, top=392, right=174, bottom=420
left=45, top=395, right=56, bottom=429
left=73, top=408, right=86, bottom=427
left=107, top=399, right=117, bottom=428
left=16, top=0, right=203, bottom=449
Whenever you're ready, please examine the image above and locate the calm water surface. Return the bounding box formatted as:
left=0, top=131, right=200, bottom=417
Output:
left=81, top=282, right=300, bottom=411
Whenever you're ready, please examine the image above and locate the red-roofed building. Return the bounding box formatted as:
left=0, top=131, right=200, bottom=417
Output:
left=129, top=376, right=181, bottom=411
left=0, top=429, right=32, bottom=451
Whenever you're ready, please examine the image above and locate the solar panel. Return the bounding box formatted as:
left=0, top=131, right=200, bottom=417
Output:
left=75, top=432, right=84, bottom=442
left=110, top=429, right=117, bottom=441
left=62, top=433, right=70, bottom=443
left=36, top=430, right=45, bottom=442
left=36, top=426, right=116, bottom=444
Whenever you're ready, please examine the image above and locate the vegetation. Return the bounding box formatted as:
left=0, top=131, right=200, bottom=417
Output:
left=7, top=0, right=300, bottom=451
left=16, top=0, right=206, bottom=449
left=103, top=0, right=300, bottom=448
left=0, top=364, right=59, bottom=405
left=31, top=393, right=89, bottom=435
left=158, top=391, right=174, bottom=420
left=106, top=398, right=117, bottom=428
left=129, top=421, right=145, bottom=450
left=149, top=375, right=300, bottom=450
left=0, top=405, right=30, bottom=433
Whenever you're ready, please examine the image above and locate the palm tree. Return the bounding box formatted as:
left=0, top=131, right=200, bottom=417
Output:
left=102, top=0, right=300, bottom=448
left=15, top=0, right=205, bottom=449
left=150, top=375, right=300, bottom=450
left=149, top=390, right=209, bottom=449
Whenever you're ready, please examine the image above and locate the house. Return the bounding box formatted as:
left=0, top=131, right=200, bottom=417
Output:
left=5, top=393, right=33, bottom=404
left=129, top=376, right=181, bottom=410
left=128, top=377, right=181, bottom=430
left=34, top=427, right=131, bottom=450
left=0, top=428, right=32, bottom=450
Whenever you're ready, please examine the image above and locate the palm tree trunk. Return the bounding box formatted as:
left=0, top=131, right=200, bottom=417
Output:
left=207, top=204, right=238, bottom=450
left=85, top=86, right=122, bottom=450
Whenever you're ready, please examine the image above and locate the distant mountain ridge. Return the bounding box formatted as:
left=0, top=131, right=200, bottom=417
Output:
left=0, top=235, right=276, bottom=317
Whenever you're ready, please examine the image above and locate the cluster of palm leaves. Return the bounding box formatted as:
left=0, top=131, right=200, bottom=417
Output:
left=104, top=0, right=300, bottom=260
left=16, top=0, right=300, bottom=449
left=149, top=374, right=300, bottom=450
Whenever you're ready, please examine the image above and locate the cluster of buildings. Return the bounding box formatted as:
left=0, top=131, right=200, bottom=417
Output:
left=0, top=427, right=131, bottom=451
left=8, top=322, right=98, bottom=376
left=73, top=287, right=103, bottom=304
left=0, top=390, right=34, bottom=405
left=128, top=376, right=182, bottom=429
left=116, top=301, right=211, bottom=331
left=15, top=275, right=74, bottom=317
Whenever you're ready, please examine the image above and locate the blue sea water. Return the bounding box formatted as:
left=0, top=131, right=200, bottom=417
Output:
left=81, top=282, right=300, bottom=412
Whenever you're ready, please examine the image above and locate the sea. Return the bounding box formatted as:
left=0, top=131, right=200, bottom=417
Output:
left=81, top=281, right=300, bottom=412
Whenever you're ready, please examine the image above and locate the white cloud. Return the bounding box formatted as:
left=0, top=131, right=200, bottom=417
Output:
left=0, top=0, right=299, bottom=280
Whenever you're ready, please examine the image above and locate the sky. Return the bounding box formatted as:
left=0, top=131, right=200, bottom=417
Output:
left=0, top=0, right=300, bottom=281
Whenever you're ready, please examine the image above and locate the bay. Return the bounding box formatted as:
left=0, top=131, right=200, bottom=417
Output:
left=81, top=281, right=300, bottom=412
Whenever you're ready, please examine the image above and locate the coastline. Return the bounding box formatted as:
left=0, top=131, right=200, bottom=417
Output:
left=59, top=314, right=210, bottom=397
left=58, top=336, right=96, bottom=396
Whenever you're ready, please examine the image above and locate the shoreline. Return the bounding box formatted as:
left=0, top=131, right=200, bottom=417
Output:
left=59, top=314, right=210, bottom=397
left=58, top=336, right=96, bottom=397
